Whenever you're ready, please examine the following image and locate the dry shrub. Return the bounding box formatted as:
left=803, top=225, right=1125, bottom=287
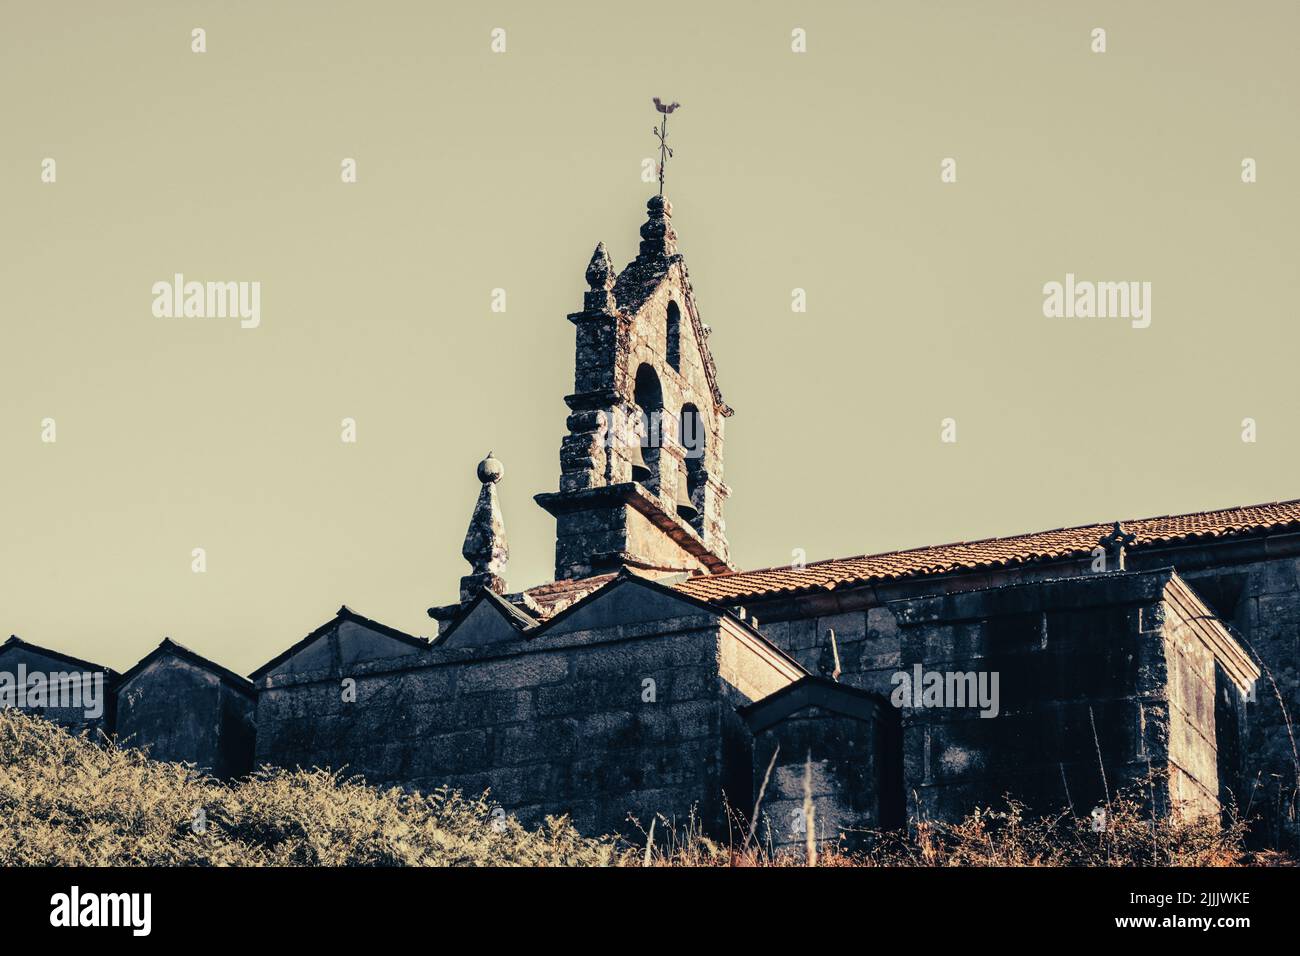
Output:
left=0, top=710, right=614, bottom=867
left=864, top=787, right=1249, bottom=867
left=628, top=783, right=1256, bottom=867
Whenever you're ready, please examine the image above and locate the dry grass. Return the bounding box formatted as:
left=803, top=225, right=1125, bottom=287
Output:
left=0, top=710, right=615, bottom=866
left=0, top=710, right=1280, bottom=867
left=861, top=795, right=1250, bottom=867
left=627, top=794, right=1257, bottom=867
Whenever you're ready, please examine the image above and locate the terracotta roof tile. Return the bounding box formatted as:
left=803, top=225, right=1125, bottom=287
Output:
left=515, top=573, right=619, bottom=619
left=676, top=498, right=1300, bottom=604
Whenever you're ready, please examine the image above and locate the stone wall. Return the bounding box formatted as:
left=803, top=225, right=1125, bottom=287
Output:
left=746, top=532, right=1299, bottom=845
left=0, top=640, right=115, bottom=738
left=255, top=595, right=801, bottom=839
left=1160, top=548, right=1300, bottom=841
left=752, top=570, right=1256, bottom=826
left=1160, top=577, right=1238, bottom=817
left=116, top=653, right=255, bottom=779
left=742, top=678, right=902, bottom=852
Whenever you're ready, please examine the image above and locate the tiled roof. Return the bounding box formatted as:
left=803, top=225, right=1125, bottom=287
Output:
left=677, top=499, right=1300, bottom=604
left=516, top=573, right=619, bottom=619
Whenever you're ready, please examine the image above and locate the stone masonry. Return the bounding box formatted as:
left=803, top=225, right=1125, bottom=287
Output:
left=255, top=575, right=801, bottom=837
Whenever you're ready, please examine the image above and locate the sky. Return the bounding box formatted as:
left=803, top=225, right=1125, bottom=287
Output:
left=2, top=0, right=1297, bottom=673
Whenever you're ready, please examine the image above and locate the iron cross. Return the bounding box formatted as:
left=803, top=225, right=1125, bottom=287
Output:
left=652, top=97, right=680, bottom=197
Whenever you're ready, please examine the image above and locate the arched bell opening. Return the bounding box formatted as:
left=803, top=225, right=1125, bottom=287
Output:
left=631, top=364, right=664, bottom=493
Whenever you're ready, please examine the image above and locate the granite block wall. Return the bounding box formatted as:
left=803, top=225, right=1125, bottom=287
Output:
left=744, top=686, right=902, bottom=852
left=1172, top=553, right=1300, bottom=841
left=255, top=608, right=800, bottom=839
left=0, top=641, right=115, bottom=738
left=752, top=569, right=1256, bottom=828
left=117, top=654, right=255, bottom=779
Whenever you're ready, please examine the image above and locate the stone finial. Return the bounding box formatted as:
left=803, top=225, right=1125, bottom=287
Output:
left=477, top=453, right=504, bottom=484
left=460, top=452, right=509, bottom=602
left=1099, top=521, right=1136, bottom=572
left=584, top=242, right=616, bottom=312
left=637, top=194, right=678, bottom=260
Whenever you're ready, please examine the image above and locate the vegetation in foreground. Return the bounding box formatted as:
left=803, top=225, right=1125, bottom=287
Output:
left=0, top=710, right=1283, bottom=866
left=0, top=710, right=612, bottom=866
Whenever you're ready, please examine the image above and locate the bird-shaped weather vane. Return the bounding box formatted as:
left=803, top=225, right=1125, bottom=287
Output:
left=652, top=97, right=680, bottom=197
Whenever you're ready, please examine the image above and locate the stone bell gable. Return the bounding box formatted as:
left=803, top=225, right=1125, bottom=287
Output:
left=535, top=195, right=732, bottom=583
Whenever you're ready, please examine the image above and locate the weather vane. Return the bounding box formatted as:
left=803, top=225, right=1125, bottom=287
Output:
left=652, top=97, right=680, bottom=197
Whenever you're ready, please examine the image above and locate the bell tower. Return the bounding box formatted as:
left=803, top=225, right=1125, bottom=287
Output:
left=534, top=193, right=733, bottom=581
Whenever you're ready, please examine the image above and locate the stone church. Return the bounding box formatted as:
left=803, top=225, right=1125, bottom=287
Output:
left=5, top=190, right=1299, bottom=849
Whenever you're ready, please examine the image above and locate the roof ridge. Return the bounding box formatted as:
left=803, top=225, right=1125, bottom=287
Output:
left=0, top=634, right=121, bottom=677
left=480, top=587, right=539, bottom=629
left=336, top=605, right=426, bottom=643
left=1126, top=497, right=1299, bottom=525
left=680, top=496, right=1300, bottom=602
left=120, top=637, right=255, bottom=696
left=705, top=497, right=1300, bottom=581
left=250, top=605, right=429, bottom=680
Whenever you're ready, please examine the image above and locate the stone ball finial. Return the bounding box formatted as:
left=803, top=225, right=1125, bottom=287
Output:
left=647, top=195, right=671, bottom=216
left=462, top=451, right=508, bottom=602
left=637, top=196, right=677, bottom=258
left=477, top=451, right=504, bottom=484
